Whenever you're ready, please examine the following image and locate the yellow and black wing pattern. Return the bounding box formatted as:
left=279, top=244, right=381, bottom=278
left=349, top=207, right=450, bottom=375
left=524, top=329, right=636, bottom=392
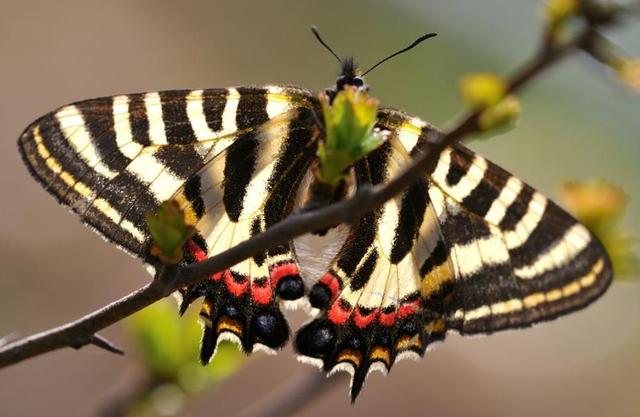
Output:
left=19, top=90, right=612, bottom=400
left=18, top=86, right=322, bottom=358
left=294, top=108, right=612, bottom=400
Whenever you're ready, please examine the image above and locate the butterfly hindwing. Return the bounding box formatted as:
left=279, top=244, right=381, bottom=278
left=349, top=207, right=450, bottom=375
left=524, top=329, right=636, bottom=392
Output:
left=296, top=116, right=441, bottom=400
left=176, top=105, right=321, bottom=360
left=426, top=132, right=612, bottom=334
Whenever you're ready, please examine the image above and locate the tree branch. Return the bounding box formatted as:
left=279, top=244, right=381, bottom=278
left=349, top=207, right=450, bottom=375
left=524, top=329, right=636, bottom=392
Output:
left=0, top=23, right=605, bottom=370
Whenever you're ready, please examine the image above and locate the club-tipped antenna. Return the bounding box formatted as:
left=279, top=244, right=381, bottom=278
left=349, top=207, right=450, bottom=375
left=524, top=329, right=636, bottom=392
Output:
left=361, top=32, right=437, bottom=76
left=311, top=25, right=343, bottom=65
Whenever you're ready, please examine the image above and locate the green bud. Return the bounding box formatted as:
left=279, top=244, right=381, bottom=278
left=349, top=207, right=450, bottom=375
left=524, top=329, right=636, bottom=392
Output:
left=146, top=200, right=196, bottom=265
left=544, top=0, right=580, bottom=43
left=615, top=58, right=640, bottom=93
left=459, top=73, right=507, bottom=109
left=317, top=87, right=385, bottom=187
left=477, top=95, right=521, bottom=134
left=545, top=0, right=579, bottom=24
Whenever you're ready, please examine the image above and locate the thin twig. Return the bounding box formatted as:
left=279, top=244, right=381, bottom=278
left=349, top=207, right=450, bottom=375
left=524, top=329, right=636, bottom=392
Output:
left=0, top=24, right=602, bottom=370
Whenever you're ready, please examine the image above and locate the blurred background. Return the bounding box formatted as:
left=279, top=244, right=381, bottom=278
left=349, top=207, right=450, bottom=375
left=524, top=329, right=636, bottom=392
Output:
left=1, top=1, right=639, bottom=416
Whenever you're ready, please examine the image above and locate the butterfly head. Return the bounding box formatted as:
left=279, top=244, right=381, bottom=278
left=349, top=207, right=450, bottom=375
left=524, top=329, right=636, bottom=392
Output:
left=311, top=26, right=436, bottom=103
left=323, top=57, right=369, bottom=102
left=336, top=57, right=366, bottom=91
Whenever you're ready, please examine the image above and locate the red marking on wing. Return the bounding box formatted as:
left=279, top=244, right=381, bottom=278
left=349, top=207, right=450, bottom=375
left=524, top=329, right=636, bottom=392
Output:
left=354, top=307, right=379, bottom=329
left=186, top=239, right=207, bottom=262
left=186, top=239, right=222, bottom=281
left=320, top=272, right=340, bottom=301
left=397, top=300, right=421, bottom=318
left=225, top=270, right=249, bottom=297
left=251, top=280, right=273, bottom=305
left=328, top=300, right=351, bottom=325
left=270, top=263, right=300, bottom=287
left=379, top=309, right=397, bottom=327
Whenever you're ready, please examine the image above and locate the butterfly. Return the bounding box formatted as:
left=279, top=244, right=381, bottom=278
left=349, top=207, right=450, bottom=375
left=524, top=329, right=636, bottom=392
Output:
left=17, top=28, right=612, bottom=401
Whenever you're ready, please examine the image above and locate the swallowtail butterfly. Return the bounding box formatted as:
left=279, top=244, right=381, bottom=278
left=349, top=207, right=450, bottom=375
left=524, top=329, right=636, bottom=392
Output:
left=17, top=28, right=612, bottom=401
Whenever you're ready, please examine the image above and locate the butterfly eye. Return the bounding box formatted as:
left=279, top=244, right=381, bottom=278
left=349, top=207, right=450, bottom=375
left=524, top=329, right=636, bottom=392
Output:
left=352, top=77, right=365, bottom=87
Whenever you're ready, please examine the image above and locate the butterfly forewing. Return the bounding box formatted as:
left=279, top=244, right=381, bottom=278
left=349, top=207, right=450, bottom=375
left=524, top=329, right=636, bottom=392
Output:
left=18, top=86, right=316, bottom=255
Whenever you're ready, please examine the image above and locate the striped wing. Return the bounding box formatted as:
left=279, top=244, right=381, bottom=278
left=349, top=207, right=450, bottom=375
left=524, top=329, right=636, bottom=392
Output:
left=18, top=86, right=315, bottom=256
left=18, top=85, right=320, bottom=356
left=294, top=108, right=613, bottom=401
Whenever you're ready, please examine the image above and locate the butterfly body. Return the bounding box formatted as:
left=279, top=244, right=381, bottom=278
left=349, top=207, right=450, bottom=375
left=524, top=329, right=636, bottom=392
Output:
left=18, top=66, right=612, bottom=400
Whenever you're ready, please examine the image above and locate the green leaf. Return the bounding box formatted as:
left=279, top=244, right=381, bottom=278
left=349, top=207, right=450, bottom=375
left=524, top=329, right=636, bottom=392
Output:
left=146, top=200, right=196, bottom=264
left=125, top=298, right=245, bottom=387
left=317, top=87, right=385, bottom=187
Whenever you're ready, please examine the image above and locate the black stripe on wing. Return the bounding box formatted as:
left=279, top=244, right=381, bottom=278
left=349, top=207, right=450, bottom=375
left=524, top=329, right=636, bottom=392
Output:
left=375, top=109, right=613, bottom=336
left=17, top=86, right=315, bottom=258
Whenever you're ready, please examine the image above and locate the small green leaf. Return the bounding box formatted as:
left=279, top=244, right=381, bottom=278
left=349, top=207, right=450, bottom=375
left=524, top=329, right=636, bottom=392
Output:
left=317, top=87, right=385, bottom=187
left=146, top=200, right=196, bottom=264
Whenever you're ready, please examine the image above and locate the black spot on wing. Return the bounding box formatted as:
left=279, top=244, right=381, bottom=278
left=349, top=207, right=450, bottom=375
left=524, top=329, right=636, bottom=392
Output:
left=127, top=94, right=151, bottom=146
left=445, top=148, right=473, bottom=187
left=202, top=89, right=227, bottom=132
left=38, top=115, right=108, bottom=192
left=223, top=131, right=259, bottom=222
left=350, top=250, right=379, bottom=291
left=441, top=209, right=491, bottom=247
left=184, top=175, right=205, bottom=218
left=509, top=201, right=577, bottom=269
left=499, top=185, right=534, bottom=230
left=263, top=108, right=316, bottom=228
left=95, top=171, right=158, bottom=231
left=77, top=97, right=132, bottom=172
left=336, top=144, right=390, bottom=276
left=263, top=108, right=316, bottom=258
left=251, top=217, right=266, bottom=266
left=461, top=163, right=508, bottom=218
left=419, top=240, right=449, bottom=277
left=390, top=178, right=429, bottom=264
left=236, top=87, right=269, bottom=130
left=159, top=90, right=198, bottom=145
left=337, top=212, right=377, bottom=276
left=153, top=145, right=204, bottom=179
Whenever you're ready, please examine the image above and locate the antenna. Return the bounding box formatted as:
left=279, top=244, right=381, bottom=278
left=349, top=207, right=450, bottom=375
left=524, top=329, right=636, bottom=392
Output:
left=362, top=32, right=437, bottom=76
left=311, top=26, right=343, bottom=65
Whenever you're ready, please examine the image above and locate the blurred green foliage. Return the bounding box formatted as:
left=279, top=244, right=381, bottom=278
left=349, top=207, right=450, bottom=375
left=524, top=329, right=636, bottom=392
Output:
left=544, top=0, right=580, bottom=42
left=615, top=58, right=640, bottom=93
left=561, top=180, right=639, bottom=278
left=123, top=299, right=245, bottom=415
left=458, top=72, right=521, bottom=136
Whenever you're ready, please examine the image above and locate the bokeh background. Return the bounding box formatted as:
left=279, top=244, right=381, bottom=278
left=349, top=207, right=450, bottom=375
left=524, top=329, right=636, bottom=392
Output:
left=1, top=1, right=639, bottom=416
